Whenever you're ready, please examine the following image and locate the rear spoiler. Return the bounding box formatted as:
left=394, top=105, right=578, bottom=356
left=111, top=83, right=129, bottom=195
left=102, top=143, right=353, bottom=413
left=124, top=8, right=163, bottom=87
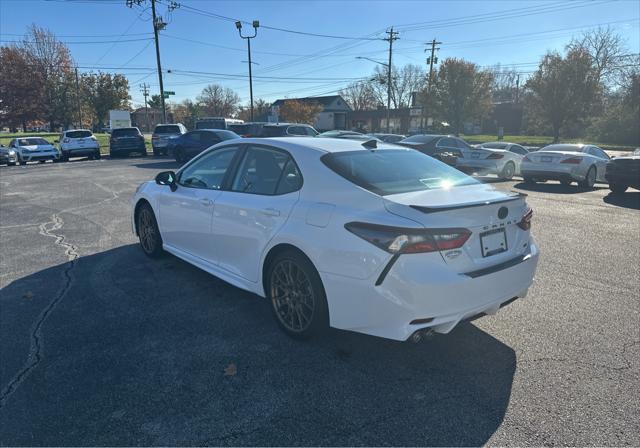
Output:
left=411, top=192, right=527, bottom=214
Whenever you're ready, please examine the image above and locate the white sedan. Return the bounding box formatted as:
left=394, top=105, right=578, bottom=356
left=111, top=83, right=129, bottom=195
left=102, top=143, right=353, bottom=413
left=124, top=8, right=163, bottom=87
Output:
left=457, top=142, right=529, bottom=180
left=520, top=144, right=610, bottom=188
left=131, top=138, right=539, bottom=342
left=8, top=137, right=60, bottom=164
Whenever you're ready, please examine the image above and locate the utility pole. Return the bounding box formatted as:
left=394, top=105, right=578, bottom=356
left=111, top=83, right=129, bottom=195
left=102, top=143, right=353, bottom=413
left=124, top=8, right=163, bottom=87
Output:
left=127, top=0, right=177, bottom=123
left=140, top=83, right=150, bottom=132
left=384, top=27, right=399, bottom=133
left=75, top=67, right=82, bottom=128
left=424, top=38, right=442, bottom=131
left=236, top=20, right=260, bottom=121
left=515, top=73, right=520, bottom=104
left=151, top=0, right=167, bottom=123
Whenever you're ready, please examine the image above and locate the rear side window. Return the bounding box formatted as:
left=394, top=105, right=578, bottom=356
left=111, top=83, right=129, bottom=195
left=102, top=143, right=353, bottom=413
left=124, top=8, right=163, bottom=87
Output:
left=112, top=128, right=140, bottom=137
left=231, top=146, right=301, bottom=195
left=261, top=126, right=286, bottom=137
left=154, top=125, right=181, bottom=134
left=509, top=145, right=528, bottom=155
left=66, top=130, right=92, bottom=139
left=322, top=149, right=478, bottom=196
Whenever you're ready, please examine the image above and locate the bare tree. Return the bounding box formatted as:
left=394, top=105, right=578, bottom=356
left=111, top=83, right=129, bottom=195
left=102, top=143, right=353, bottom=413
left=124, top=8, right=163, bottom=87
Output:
left=339, top=81, right=378, bottom=110
left=568, top=26, right=628, bottom=87
left=197, top=84, right=240, bottom=117
left=368, top=64, right=426, bottom=109
left=22, top=25, right=74, bottom=129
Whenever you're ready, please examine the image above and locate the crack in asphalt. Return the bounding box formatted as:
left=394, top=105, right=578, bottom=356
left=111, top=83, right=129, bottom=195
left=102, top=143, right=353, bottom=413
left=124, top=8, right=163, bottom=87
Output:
left=0, top=214, right=79, bottom=409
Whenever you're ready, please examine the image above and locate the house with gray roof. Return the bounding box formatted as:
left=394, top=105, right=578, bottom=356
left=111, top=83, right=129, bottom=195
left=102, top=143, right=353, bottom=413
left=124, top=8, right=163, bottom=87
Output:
left=268, top=95, right=351, bottom=132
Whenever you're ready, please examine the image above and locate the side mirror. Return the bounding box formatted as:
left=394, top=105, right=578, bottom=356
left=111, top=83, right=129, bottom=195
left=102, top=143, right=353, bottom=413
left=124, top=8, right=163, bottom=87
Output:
left=155, top=171, right=177, bottom=191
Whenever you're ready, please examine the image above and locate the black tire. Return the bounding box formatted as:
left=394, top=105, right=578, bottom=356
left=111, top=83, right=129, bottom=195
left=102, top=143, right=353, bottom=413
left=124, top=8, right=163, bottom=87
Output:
left=7, top=161, right=16, bottom=166
left=523, top=176, right=536, bottom=184
left=94, top=151, right=101, bottom=160
left=560, top=179, right=572, bottom=186
left=141, top=149, right=148, bottom=157
left=175, top=147, right=185, bottom=163
left=153, top=148, right=160, bottom=156
left=499, top=161, right=516, bottom=181
left=266, top=250, right=329, bottom=339
left=136, top=203, right=163, bottom=258
left=579, top=166, right=596, bottom=190
left=609, top=183, right=628, bottom=194
left=19, top=159, right=26, bottom=166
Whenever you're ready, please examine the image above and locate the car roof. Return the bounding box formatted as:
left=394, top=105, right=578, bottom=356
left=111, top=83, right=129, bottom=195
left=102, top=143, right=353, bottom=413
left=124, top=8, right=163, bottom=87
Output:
left=263, top=123, right=300, bottom=127
left=64, top=129, right=92, bottom=133
left=542, top=144, right=591, bottom=152
left=237, top=137, right=408, bottom=154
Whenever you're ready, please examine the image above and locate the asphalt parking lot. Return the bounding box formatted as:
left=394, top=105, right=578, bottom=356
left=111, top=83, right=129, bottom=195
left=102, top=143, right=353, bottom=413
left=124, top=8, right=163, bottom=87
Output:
left=0, top=157, right=638, bottom=446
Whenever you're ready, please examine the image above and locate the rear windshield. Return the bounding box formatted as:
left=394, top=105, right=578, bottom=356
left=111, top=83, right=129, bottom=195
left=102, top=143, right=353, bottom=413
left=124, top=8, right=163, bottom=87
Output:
left=261, top=126, right=287, bottom=137
left=322, top=149, right=478, bottom=196
left=19, top=138, right=49, bottom=146
left=154, top=125, right=181, bottom=134
left=541, top=144, right=585, bottom=152
left=481, top=142, right=507, bottom=149
left=216, top=130, right=241, bottom=141
left=66, top=130, right=92, bottom=139
left=400, top=135, right=439, bottom=144
left=112, top=128, right=140, bottom=137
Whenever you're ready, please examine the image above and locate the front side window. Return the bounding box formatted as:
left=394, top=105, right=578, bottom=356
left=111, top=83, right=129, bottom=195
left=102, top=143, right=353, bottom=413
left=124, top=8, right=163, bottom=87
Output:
left=178, top=146, right=239, bottom=190
left=322, top=149, right=478, bottom=196
left=509, top=145, right=528, bottom=155
left=186, top=131, right=201, bottom=142
left=231, top=146, right=298, bottom=195
left=591, top=147, right=609, bottom=160
left=437, top=138, right=456, bottom=148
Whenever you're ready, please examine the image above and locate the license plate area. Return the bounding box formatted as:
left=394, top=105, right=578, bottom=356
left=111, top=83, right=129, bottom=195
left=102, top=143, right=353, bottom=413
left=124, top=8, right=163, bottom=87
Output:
left=471, top=152, right=480, bottom=159
left=541, top=156, right=552, bottom=162
left=480, top=228, right=507, bottom=257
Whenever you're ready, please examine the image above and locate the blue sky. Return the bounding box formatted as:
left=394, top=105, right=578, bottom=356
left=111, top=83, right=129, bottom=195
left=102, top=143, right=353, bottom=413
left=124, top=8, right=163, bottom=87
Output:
left=1, top=0, right=639, bottom=107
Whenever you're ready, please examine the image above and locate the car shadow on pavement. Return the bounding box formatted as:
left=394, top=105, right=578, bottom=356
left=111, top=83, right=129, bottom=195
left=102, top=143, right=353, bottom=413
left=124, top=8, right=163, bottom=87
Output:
left=603, top=191, right=640, bottom=210
left=0, top=244, right=516, bottom=446
left=513, top=181, right=608, bottom=194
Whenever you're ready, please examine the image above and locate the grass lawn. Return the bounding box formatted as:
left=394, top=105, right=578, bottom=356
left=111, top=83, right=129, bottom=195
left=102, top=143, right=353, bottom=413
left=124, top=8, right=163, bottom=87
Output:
left=462, top=134, right=637, bottom=152
left=0, top=132, right=152, bottom=155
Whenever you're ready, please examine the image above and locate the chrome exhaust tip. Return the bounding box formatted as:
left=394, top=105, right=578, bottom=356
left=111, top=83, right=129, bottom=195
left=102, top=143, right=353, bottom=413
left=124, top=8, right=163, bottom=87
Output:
left=410, top=328, right=435, bottom=344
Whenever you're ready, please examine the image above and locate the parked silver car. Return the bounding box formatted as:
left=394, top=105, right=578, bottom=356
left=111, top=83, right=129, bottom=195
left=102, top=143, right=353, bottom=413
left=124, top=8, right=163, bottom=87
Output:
left=0, top=144, right=19, bottom=166
left=8, top=137, right=60, bottom=165
left=457, top=141, right=529, bottom=180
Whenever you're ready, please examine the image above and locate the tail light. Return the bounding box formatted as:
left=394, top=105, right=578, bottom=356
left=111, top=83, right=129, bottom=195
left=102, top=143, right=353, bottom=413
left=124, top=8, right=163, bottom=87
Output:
left=487, top=153, right=504, bottom=159
left=561, top=157, right=581, bottom=164
left=345, top=222, right=471, bottom=254
left=517, top=208, right=533, bottom=231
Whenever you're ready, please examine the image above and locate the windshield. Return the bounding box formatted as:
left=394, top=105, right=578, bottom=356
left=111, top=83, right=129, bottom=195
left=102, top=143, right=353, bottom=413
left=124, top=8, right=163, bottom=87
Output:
left=112, top=128, right=140, bottom=137
left=322, top=149, right=478, bottom=196
left=65, top=131, right=92, bottom=139
left=154, top=125, right=181, bottom=134
left=19, top=138, right=49, bottom=146
left=481, top=142, right=507, bottom=149
left=400, top=135, right=439, bottom=144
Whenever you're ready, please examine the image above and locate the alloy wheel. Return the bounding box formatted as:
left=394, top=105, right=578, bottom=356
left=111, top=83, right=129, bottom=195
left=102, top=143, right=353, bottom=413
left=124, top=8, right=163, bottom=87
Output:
left=270, top=259, right=315, bottom=333
left=138, top=208, right=156, bottom=254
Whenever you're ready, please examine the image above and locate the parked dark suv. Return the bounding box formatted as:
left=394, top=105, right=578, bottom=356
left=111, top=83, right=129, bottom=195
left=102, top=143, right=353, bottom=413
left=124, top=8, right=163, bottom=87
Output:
left=260, top=123, right=318, bottom=137
left=109, top=127, right=146, bottom=157
left=605, top=149, right=640, bottom=194
left=229, top=122, right=267, bottom=137
left=152, top=123, right=186, bottom=156
left=169, top=129, right=240, bottom=163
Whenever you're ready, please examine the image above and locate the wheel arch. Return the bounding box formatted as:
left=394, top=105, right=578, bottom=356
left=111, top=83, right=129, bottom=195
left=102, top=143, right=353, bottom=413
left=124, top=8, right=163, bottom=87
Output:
left=133, top=198, right=153, bottom=236
left=261, top=243, right=320, bottom=298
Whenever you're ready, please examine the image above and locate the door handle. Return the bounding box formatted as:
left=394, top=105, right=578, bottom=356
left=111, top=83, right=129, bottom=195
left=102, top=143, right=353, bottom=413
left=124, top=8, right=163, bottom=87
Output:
left=199, top=198, right=213, bottom=207
left=261, top=207, right=280, bottom=217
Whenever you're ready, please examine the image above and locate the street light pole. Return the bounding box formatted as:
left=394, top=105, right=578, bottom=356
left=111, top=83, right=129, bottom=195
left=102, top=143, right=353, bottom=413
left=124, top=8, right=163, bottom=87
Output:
left=236, top=20, right=259, bottom=121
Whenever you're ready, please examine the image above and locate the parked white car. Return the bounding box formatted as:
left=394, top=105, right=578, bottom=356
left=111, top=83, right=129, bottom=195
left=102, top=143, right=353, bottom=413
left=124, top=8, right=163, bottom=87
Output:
left=520, top=143, right=610, bottom=188
left=131, top=138, right=539, bottom=342
left=8, top=137, right=60, bottom=164
left=58, top=129, right=101, bottom=161
left=457, top=142, right=529, bottom=180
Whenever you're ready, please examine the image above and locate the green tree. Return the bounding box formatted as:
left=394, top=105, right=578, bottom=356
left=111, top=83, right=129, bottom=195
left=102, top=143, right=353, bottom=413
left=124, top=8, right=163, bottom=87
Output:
left=147, top=94, right=164, bottom=110
left=172, top=98, right=201, bottom=129
left=237, top=98, right=271, bottom=121
left=82, top=72, right=130, bottom=127
left=526, top=48, right=598, bottom=142
left=430, top=58, right=493, bottom=135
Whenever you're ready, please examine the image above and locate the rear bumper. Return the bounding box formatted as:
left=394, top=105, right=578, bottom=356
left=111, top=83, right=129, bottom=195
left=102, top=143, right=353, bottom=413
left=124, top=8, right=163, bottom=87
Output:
left=605, top=172, right=640, bottom=186
left=62, top=147, right=99, bottom=156
left=521, top=164, right=580, bottom=181
left=321, top=237, right=540, bottom=341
